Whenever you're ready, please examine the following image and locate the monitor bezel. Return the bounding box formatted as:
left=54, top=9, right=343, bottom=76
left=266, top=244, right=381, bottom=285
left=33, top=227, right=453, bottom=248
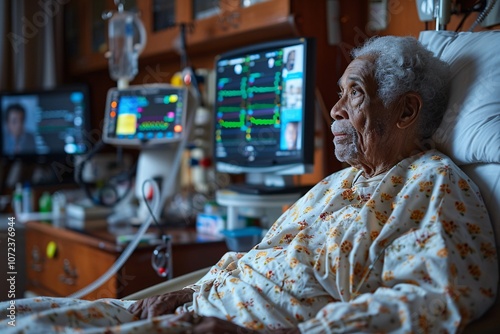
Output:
left=0, top=85, right=92, bottom=162
left=213, top=37, right=316, bottom=175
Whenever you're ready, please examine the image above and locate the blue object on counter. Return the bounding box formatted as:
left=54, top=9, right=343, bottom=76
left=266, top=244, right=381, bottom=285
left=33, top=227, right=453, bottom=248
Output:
left=13, top=183, right=23, bottom=215
left=220, top=227, right=264, bottom=252
left=22, top=182, right=33, bottom=213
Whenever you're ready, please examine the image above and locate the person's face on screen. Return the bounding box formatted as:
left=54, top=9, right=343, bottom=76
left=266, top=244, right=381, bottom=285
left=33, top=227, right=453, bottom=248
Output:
left=7, top=109, right=25, bottom=139
left=285, top=122, right=298, bottom=150
left=286, top=50, right=296, bottom=71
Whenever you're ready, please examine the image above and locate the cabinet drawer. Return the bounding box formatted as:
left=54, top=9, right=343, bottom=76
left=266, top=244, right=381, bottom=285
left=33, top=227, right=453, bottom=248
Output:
left=26, top=228, right=117, bottom=298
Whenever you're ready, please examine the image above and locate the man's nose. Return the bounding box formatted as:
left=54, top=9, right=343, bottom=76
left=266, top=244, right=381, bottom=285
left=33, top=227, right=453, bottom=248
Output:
left=330, top=100, right=348, bottom=120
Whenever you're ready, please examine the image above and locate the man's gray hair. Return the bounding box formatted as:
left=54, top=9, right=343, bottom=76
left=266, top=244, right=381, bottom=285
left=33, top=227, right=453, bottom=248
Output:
left=352, top=36, right=450, bottom=139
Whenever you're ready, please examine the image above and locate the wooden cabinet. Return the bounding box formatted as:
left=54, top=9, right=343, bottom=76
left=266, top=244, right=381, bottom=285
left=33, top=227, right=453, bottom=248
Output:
left=65, top=0, right=296, bottom=75
left=25, top=222, right=228, bottom=300
left=157, top=0, right=296, bottom=55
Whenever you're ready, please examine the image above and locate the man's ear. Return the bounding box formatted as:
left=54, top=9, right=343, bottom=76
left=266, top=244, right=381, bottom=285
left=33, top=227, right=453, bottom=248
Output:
left=397, top=92, right=422, bottom=129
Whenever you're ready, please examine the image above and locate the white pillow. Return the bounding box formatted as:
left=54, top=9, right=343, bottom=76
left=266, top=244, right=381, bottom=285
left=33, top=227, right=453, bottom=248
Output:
left=419, top=30, right=500, bottom=165
left=461, top=163, right=500, bottom=245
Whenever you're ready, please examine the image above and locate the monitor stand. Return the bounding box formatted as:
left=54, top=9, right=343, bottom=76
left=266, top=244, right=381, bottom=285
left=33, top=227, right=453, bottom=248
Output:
left=226, top=173, right=313, bottom=195
left=109, top=145, right=181, bottom=225
left=218, top=173, right=311, bottom=230
left=216, top=189, right=302, bottom=230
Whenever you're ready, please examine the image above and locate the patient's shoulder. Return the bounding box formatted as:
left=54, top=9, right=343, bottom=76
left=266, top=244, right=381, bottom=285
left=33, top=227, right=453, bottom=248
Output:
left=398, top=149, right=469, bottom=178
left=395, top=149, right=482, bottom=198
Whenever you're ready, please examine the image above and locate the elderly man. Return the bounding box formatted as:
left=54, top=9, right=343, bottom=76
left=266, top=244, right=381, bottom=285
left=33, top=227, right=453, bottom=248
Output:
left=1, top=36, right=497, bottom=334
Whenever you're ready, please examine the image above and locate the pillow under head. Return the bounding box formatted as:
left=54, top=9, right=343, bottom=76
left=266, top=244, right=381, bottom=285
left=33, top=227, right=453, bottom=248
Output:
left=419, top=30, right=500, bottom=165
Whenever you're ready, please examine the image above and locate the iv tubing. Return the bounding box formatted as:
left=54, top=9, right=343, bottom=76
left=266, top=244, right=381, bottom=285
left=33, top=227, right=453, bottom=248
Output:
left=469, top=0, right=497, bottom=31
left=68, top=87, right=198, bottom=299
left=68, top=179, right=160, bottom=299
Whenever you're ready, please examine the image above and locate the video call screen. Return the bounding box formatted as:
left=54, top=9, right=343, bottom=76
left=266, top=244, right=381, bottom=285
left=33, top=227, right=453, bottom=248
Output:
left=0, top=88, right=90, bottom=158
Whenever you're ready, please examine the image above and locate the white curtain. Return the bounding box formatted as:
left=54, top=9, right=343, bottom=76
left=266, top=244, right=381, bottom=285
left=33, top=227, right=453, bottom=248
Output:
left=0, top=0, right=63, bottom=92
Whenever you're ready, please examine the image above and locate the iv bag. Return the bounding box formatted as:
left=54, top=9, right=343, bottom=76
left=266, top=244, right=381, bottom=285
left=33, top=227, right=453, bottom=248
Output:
left=107, top=11, right=146, bottom=82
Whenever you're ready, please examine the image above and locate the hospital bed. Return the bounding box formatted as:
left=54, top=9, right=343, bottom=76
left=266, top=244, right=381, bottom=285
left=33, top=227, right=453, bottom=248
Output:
left=125, top=30, right=500, bottom=332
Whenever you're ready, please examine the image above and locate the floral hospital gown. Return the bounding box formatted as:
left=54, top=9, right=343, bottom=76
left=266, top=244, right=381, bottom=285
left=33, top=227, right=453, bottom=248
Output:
left=1, top=150, right=498, bottom=333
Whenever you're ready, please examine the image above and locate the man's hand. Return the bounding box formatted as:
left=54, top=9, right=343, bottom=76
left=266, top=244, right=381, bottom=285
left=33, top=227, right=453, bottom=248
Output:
left=127, top=289, right=194, bottom=319
left=180, top=313, right=300, bottom=334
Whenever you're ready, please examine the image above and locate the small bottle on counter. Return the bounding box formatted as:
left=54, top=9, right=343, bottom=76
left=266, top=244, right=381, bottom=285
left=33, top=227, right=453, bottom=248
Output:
left=12, top=183, right=23, bottom=215
left=39, top=192, right=52, bottom=213
left=22, top=182, right=33, bottom=213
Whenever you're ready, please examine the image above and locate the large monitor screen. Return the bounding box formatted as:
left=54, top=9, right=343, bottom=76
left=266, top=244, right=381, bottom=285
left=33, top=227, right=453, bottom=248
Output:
left=214, top=37, right=316, bottom=177
left=0, top=86, right=90, bottom=160
left=103, top=84, right=187, bottom=146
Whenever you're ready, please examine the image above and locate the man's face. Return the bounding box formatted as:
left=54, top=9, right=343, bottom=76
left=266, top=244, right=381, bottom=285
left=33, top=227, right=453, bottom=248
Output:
left=286, top=51, right=295, bottom=71
left=330, top=55, right=398, bottom=167
left=285, top=123, right=298, bottom=149
left=7, top=110, right=24, bottom=138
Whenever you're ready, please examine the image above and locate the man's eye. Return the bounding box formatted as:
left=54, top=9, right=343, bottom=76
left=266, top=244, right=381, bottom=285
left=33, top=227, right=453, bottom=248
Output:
left=350, top=89, right=358, bottom=96
left=337, top=91, right=343, bottom=99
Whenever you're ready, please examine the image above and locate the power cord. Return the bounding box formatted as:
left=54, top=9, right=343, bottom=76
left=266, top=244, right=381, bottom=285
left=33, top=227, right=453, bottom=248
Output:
left=140, top=178, right=173, bottom=278
left=455, top=0, right=484, bottom=31
left=469, top=0, right=497, bottom=31
left=142, top=177, right=166, bottom=238
left=75, top=140, right=136, bottom=207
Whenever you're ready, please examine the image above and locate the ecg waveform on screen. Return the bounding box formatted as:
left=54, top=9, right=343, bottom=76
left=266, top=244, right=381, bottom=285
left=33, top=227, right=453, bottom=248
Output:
left=138, top=121, right=170, bottom=131
left=218, top=110, right=280, bottom=128
left=219, top=115, right=244, bottom=128
left=250, top=113, right=279, bottom=126
left=218, top=86, right=277, bottom=97
left=215, top=50, right=286, bottom=149
left=217, top=69, right=282, bottom=135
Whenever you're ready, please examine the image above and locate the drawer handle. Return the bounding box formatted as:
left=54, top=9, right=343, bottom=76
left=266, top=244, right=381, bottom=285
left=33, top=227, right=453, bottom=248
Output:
left=59, top=259, right=78, bottom=285
left=31, top=246, right=44, bottom=272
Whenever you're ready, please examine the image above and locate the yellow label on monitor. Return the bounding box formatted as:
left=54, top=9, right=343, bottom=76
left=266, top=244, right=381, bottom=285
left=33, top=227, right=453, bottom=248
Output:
left=116, top=114, right=137, bottom=135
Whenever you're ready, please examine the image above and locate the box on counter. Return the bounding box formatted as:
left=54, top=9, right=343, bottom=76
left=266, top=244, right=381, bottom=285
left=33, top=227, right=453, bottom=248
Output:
left=220, top=227, right=264, bottom=252
left=196, top=213, right=225, bottom=237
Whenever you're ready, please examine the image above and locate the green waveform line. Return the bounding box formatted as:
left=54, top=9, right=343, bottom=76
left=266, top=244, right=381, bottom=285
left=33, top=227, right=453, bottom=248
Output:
left=139, top=121, right=169, bottom=131
left=248, top=86, right=276, bottom=93
left=218, top=106, right=242, bottom=112
left=219, top=113, right=245, bottom=128
left=218, top=90, right=244, bottom=97
left=250, top=112, right=279, bottom=126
